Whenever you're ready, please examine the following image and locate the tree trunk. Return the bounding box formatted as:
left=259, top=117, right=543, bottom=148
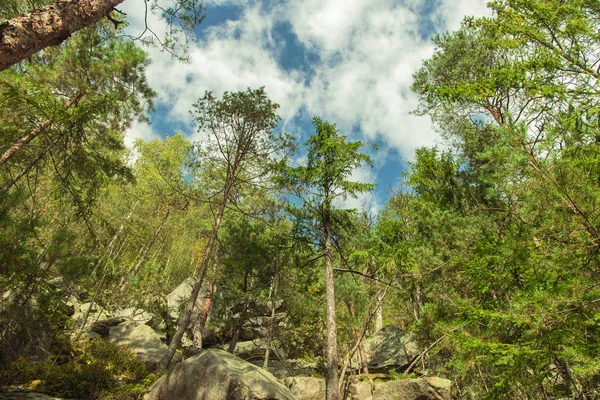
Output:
left=0, top=92, right=84, bottom=167
left=344, top=301, right=369, bottom=375
left=414, top=278, right=423, bottom=320
left=158, top=192, right=229, bottom=370
left=324, top=209, right=340, bottom=400
left=131, top=207, right=170, bottom=276
left=375, top=295, right=383, bottom=331
left=0, top=0, right=124, bottom=71
left=228, top=270, right=249, bottom=353
left=263, top=251, right=280, bottom=370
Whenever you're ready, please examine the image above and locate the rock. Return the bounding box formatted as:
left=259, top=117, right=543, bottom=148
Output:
left=167, top=278, right=206, bottom=320
left=240, top=313, right=287, bottom=340
left=362, top=325, right=420, bottom=370
left=282, top=377, right=325, bottom=400
left=424, top=377, right=452, bottom=400
left=89, top=316, right=128, bottom=338
left=372, top=377, right=452, bottom=400
left=250, top=359, right=319, bottom=379
left=71, top=302, right=112, bottom=331
left=234, top=338, right=287, bottom=361
left=109, top=321, right=171, bottom=367
left=65, top=295, right=78, bottom=316
left=144, top=348, right=295, bottom=400
left=348, top=377, right=373, bottom=400
left=116, top=307, right=165, bottom=331
left=1, top=291, right=54, bottom=362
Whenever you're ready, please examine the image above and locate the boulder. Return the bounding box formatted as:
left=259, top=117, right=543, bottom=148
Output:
left=348, top=377, right=373, bottom=400
left=115, top=307, right=165, bottom=331
left=89, top=316, right=129, bottom=337
left=144, top=348, right=295, bottom=400
left=250, top=359, right=319, bottom=379
left=71, top=302, right=112, bottom=331
left=282, top=377, right=325, bottom=400
left=234, top=338, right=287, bottom=361
left=240, top=313, right=287, bottom=340
left=109, top=321, right=170, bottom=367
left=372, top=377, right=452, bottom=400
left=167, top=278, right=206, bottom=320
left=362, top=325, right=420, bottom=370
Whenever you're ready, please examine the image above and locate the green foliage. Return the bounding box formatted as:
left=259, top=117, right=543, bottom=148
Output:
left=1, top=340, right=152, bottom=399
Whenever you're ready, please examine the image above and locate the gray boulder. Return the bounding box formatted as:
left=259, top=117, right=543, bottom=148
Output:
left=144, top=348, right=295, bottom=400
left=71, top=302, right=112, bottom=331
left=115, top=307, right=165, bottom=332
left=347, top=377, right=373, bottom=400
left=251, top=359, right=319, bottom=379
left=167, top=278, right=206, bottom=320
left=234, top=338, right=287, bottom=361
left=109, top=321, right=170, bottom=367
left=372, top=377, right=452, bottom=400
left=282, top=377, right=325, bottom=400
left=363, top=325, right=420, bottom=370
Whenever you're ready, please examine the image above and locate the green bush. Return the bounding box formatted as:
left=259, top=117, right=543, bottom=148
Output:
left=1, top=339, right=155, bottom=399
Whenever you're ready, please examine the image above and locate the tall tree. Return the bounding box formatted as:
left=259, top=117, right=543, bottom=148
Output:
left=283, top=118, right=375, bottom=400
left=158, top=88, right=289, bottom=370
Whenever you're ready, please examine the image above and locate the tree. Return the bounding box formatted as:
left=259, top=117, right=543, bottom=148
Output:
left=0, top=0, right=206, bottom=72
left=283, top=117, right=375, bottom=400
left=403, top=1, right=600, bottom=397
left=158, top=88, right=288, bottom=370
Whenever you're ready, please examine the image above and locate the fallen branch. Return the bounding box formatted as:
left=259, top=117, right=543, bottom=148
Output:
left=404, top=335, right=446, bottom=376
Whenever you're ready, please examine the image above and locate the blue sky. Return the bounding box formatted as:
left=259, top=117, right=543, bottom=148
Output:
left=120, top=0, right=490, bottom=212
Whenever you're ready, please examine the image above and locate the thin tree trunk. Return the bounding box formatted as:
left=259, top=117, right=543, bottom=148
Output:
left=338, top=284, right=389, bottom=391
left=263, top=250, right=280, bottom=370
left=158, top=190, right=229, bottom=370
left=324, top=209, right=340, bottom=400
left=131, top=207, right=170, bottom=276
left=375, top=292, right=383, bottom=332
left=0, top=93, right=84, bottom=167
left=0, top=0, right=124, bottom=71
left=346, top=302, right=369, bottom=375
left=228, top=270, right=249, bottom=353
left=414, top=278, right=423, bottom=320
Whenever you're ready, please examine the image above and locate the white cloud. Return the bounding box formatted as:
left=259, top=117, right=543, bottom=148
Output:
left=120, top=0, right=490, bottom=206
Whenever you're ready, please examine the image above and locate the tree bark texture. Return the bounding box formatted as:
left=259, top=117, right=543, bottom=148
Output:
left=0, top=0, right=124, bottom=72
left=324, top=209, right=340, bottom=400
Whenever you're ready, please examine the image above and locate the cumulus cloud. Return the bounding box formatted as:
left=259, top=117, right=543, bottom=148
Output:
left=119, top=0, right=491, bottom=206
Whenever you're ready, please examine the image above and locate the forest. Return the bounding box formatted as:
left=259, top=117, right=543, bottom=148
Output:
left=1, top=0, right=600, bottom=399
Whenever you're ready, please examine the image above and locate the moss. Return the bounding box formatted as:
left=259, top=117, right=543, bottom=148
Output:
left=1, top=339, right=157, bottom=399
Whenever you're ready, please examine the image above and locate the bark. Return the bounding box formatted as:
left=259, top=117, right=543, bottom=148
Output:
left=0, top=0, right=124, bottom=71
left=324, top=209, right=340, bottom=400
left=158, top=189, right=229, bottom=370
